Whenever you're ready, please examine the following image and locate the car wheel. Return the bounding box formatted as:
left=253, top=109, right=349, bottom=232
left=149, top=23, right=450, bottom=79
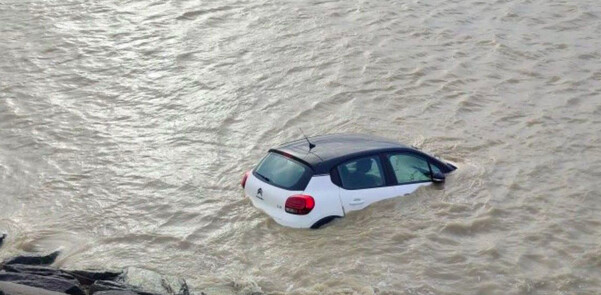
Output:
left=310, top=216, right=339, bottom=229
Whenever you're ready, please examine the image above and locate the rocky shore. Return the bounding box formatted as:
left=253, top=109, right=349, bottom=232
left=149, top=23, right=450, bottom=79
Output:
left=0, top=234, right=261, bottom=295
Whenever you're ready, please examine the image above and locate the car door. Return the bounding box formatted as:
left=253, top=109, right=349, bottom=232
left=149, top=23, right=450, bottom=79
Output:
left=337, top=155, right=401, bottom=212
left=384, top=152, right=439, bottom=197
left=337, top=153, right=438, bottom=213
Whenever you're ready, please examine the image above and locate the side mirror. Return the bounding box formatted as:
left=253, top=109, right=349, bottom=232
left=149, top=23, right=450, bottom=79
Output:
left=431, top=172, right=445, bottom=183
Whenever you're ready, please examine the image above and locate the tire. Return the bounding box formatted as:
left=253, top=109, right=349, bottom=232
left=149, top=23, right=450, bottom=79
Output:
left=310, top=216, right=339, bottom=229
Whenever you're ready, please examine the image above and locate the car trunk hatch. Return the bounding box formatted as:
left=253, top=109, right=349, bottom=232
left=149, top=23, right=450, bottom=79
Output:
left=244, top=152, right=313, bottom=215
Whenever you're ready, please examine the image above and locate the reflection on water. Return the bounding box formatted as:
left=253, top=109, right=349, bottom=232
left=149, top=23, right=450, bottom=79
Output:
left=1, top=0, right=600, bottom=293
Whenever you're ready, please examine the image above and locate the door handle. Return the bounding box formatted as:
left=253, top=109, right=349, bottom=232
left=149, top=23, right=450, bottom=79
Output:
left=350, top=199, right=364, bottom=205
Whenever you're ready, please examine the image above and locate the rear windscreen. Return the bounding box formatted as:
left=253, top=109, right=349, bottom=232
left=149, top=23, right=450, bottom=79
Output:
left=254, top=152, right=313, bottom=190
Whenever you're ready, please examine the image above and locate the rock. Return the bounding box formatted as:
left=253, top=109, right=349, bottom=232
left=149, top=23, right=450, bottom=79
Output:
left=119, top=267, right=189, bottom=295
left=89, top=280, right=158, bottom=295
left=0, top=281, right=66, bottom=295
left=64, top=269, right=122, bottom=286
left=0, top=234, right=6, bottom=248
left=0, top=272, right=84, bottom=295
left=2, top=264, right=76, bottom=281
left=89, top=280, right=130, bottom=294
left=3, top=251, right=60, bottom=266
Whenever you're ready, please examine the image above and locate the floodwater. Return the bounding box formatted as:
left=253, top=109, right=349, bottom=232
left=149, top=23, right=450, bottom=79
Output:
left=1, top=0, right=600, bottom=294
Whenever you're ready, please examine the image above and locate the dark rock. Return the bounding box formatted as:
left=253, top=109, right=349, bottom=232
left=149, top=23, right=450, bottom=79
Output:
left=0, top=272, right=84, bottom=295
left=0, top=234, right=6, bottom=248
left=64, top=269, right=122, bottom=286
left=0, top=281, right=67, bottom=295
left=3, top=251, right=60, bottom=266
left=89, top=280, right=129, bottom=294
left=2, top=264, right=76, bottom=281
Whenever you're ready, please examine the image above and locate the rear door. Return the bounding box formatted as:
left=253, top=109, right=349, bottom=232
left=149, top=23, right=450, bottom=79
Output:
left=336, top=155, right=400, bottom=212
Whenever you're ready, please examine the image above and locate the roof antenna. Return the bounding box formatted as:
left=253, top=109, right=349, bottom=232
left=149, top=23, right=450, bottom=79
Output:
left=299, top=128, right=316, bottom=151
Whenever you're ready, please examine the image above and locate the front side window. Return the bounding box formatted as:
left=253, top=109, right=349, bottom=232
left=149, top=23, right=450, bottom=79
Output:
left=254, top=152, right=312, bottom=190
left=337, top=155, right=385, bottom=190
left=387, top=154, right=433, bottom=184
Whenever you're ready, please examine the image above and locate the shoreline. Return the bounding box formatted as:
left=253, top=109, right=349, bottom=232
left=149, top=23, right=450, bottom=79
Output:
left=0, top=250, right=188, bottom=295
left=0, top=235, right=263, bottom=295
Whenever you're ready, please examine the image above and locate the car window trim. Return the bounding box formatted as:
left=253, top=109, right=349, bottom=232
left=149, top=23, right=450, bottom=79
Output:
left=379, top=153, right=397, bottom=187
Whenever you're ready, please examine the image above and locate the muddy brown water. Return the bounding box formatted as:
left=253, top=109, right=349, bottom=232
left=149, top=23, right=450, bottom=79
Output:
left=1, top=0, right=600, bottom=294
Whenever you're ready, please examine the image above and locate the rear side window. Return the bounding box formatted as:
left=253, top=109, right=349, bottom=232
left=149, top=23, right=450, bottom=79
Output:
left=337, top=155, right=385, bottom=190
left=254, top=152, right=313, bottom=190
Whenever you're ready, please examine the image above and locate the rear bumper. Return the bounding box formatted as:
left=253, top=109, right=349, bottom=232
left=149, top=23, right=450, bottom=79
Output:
left=246, top=194, right=316, bottom=228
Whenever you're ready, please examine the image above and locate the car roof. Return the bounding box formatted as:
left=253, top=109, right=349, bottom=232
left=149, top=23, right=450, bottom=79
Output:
left=271, top=133, right=413, bottom=174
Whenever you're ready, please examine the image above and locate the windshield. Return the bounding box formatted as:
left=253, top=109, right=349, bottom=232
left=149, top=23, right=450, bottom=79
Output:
left=254, top=152, right=313, bottom=190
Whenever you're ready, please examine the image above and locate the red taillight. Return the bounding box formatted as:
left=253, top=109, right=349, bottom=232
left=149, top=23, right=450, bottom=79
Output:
left=285, top=194, right=315, bottom=215
left=241, top=171, right=250, bottom=188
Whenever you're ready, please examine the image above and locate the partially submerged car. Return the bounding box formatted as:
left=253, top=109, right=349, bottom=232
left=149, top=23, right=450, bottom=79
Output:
left=241, top=134, right=456, bottom=229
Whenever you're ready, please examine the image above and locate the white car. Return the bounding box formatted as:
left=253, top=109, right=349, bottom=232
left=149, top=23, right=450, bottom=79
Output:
left=241, top=134, right=456, bottom=229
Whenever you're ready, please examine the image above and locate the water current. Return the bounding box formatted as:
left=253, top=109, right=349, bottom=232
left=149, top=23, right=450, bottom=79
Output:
left=1, top=0, right=600, bottom=294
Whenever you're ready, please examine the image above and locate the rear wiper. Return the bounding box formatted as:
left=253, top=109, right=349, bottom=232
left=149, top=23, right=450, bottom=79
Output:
left=255, top=172, right=271, bottom=183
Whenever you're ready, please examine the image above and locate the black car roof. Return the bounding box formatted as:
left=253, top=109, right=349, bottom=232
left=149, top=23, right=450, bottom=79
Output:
left=271, top=134, right=420, bottom=174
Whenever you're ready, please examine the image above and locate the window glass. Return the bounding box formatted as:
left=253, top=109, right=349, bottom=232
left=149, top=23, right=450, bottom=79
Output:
left=337, top=156, right=385, bottom=189
left=387, top=154, right=432, bottom=184
left=431, top=163, right=442, bottom=175
left=254, top=153, right=312, bottom=190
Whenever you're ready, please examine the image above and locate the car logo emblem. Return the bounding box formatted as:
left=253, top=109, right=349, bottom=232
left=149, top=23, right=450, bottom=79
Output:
left=256, top=188, right=263, bottom=200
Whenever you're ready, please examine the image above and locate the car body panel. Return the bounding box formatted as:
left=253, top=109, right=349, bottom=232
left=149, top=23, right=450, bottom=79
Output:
left=338, top=182, right=430, bottom=212
left=302, top=175, right=345, bottom=220
left=244, top=173, right=302, bottom=225
left=244, top=173, right=343, bottom=228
